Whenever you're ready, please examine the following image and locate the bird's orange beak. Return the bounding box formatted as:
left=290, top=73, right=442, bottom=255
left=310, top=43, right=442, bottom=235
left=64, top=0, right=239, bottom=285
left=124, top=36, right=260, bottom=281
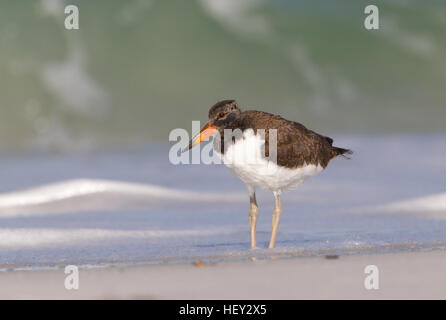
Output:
left=182, top=123, right=218, bottom=153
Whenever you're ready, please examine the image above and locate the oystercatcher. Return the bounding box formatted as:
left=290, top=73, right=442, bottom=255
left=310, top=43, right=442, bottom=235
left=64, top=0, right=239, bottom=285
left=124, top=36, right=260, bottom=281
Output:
left=183, top=100, right=351, bottom=249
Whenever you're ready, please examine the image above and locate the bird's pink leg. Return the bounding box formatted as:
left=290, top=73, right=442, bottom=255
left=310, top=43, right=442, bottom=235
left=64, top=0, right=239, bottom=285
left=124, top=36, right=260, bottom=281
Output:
left=248, top=187, right=258, bottom=249
left=268, top=192, right=283, bottom=249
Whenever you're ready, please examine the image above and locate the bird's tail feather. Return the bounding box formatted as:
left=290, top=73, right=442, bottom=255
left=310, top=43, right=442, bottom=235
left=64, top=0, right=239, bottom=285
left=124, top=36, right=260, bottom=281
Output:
left=332, top=147, right=353, bottom=159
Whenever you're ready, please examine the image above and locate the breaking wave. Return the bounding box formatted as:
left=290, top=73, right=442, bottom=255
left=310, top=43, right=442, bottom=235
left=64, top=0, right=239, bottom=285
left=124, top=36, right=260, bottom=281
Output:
left=0, top=179, right=245, bottom=217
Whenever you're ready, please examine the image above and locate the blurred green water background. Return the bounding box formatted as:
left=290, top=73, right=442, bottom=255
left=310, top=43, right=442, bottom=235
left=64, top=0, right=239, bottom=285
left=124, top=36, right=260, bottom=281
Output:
left=0, top=0, right=445, bottom=152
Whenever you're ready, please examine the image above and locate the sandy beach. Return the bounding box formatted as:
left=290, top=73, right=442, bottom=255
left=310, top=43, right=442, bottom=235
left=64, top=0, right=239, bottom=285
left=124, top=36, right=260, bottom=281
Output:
left=1, top=250, right=445, bottom=300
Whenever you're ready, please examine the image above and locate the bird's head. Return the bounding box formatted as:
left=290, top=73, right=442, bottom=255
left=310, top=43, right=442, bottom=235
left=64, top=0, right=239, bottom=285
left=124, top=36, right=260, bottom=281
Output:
left=208, top=99, right=241, bottom=128
left=182, top=99, right=241, bottom=152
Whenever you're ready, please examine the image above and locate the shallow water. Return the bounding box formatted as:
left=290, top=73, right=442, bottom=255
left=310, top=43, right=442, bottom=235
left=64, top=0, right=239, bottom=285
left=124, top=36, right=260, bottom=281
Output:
left=0, top=134, right=445, bottom=270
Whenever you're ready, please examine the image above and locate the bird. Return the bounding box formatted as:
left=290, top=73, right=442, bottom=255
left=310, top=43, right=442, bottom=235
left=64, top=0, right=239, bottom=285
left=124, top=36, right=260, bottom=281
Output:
left=183, top=99, right=351, bottom=249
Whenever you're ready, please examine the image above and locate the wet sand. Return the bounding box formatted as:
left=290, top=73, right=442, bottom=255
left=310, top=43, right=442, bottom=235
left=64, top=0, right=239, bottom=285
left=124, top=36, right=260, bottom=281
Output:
left=1, top=250, right=445, bottom=299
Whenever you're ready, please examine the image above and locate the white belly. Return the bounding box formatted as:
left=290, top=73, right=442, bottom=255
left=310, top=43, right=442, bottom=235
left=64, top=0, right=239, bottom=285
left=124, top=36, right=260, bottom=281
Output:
left=215, top=129, right=324, bottom=193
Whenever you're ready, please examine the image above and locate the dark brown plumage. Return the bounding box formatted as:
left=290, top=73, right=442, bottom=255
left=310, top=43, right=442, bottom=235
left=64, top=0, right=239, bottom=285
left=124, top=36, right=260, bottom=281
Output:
left=238, top=110, right=350, bottom=168
left=208, top=100, right=351, bottom=169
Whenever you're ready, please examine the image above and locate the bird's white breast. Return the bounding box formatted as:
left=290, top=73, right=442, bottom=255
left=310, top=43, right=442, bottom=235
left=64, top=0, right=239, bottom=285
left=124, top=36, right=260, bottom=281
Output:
left=214, top=129, right=323, bottom=193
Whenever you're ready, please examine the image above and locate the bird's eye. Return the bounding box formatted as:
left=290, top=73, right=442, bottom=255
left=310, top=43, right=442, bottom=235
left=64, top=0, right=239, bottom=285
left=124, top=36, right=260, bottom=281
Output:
left=218, top=112, right=225, bottom=119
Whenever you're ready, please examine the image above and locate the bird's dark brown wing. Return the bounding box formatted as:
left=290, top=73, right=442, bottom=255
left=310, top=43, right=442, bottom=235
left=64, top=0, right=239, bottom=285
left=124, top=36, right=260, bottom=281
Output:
left=240, top=110, right=338, bottom=168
